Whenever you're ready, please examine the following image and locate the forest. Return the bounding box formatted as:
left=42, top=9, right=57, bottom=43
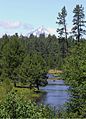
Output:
left=0, top=4, right=86, bottom=118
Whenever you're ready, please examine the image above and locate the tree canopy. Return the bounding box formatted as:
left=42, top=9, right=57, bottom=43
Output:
left=72, top=4, right=86, bottom=41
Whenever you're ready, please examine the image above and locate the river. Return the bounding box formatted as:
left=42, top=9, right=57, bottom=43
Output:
left=39, top=77, right=69, bottom=109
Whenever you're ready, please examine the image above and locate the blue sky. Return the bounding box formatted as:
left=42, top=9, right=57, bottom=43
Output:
left=0, top=0, right=86, bottom=36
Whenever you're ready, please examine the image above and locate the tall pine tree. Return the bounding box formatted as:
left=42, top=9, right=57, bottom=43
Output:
left=72, top=4, right=86, bottom=42
left=56, top=6, right=68, bottom=39
left=56, top=6, right=68, bottom=58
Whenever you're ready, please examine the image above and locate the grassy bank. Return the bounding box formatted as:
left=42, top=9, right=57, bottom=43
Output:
left=0, top=82, right=46, bottom=103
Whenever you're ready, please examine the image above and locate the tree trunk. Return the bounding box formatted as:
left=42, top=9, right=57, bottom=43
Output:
left=77, top=16, right=80, bottom=42
left=36, top=83, right=39, bottom=90
left=14, top=82, right=16, bottom=87
left=64, top=24, right=68, bottom=53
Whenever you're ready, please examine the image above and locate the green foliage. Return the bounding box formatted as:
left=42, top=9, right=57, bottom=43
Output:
left=63, top=41, right=86, bottom=118
left=56, top=6, right=67, bottom=39
left=72, top=4, right=86, bottom=41
left=18, top=53, right=48, bottom=90
left=58, top=37, right=68, bottom=59
left=0, top=34, right=26, bottom=84
left=0, top=35, right=50, bottom=91
left=3, top=78, right=13, bottom=93
left=0, top=91, right=56, bottom=118
left=56, top=6, right=68, bottom=59
left=27, top=34, right=61, bottom=69
left=0, top=33, right=63, bottom=118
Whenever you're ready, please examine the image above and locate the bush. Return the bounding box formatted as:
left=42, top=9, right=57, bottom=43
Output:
left=0, top=91, right=56, bottom=118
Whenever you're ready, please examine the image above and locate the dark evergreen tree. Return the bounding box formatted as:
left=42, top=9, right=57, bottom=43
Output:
left=63, top=42, right=86, bottom=118
left=56, top=6, right=67, bottom=39
left=18, top=53, right=48, bottom=90
left=72, top=4, right=86, bottom=42
left=56, top=6, right=68, bottom=58
left=1, top=34, right=26, bottom=86
left=26, top=34, right=60, bottom=69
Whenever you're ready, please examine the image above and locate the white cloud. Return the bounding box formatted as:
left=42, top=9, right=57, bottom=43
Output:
left=0, top=20, right=34, bottom=31
left=0, top=21, right=22, bottom=29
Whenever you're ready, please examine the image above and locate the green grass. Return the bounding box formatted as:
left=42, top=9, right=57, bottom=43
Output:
left=0, top=85, right=6, bottom=102
left=0, top=82, right=46, bottom=102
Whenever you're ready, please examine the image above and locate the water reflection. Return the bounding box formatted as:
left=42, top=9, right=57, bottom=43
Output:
left=40, top=79, right=69, bottom=108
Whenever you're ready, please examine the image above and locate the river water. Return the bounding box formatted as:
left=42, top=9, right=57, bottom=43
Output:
left=39, top=78, right=69, bottom=109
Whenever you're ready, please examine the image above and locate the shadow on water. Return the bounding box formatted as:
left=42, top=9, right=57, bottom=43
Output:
left=39, top=74, right=69, bottom=110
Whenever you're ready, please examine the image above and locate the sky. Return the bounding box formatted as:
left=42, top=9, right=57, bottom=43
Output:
left=0, top=0, right=86, bottom=37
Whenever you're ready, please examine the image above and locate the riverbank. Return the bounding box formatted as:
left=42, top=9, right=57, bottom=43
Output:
left=48, top=69, right=63, bottom=80
left=48, top=69, right=63, bottom=74
left=0, top=87, right=57, bottom=119
left=0, top=79, right=68, bottom=118
left=0, top=83, right=46, bottom=103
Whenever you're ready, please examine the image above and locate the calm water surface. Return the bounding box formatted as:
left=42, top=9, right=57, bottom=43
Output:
left=40, top=79, right=69, bottom=108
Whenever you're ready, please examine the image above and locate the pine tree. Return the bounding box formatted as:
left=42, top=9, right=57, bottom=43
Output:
left=56, top=6, right=68, bottom=58
left=1, top=34, right=26, bottom=86
left=19, top=53, right=48, bottom=90
left=72, top=4, right=86, bottom=42
left=56, top=6, right=67, bottom=39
